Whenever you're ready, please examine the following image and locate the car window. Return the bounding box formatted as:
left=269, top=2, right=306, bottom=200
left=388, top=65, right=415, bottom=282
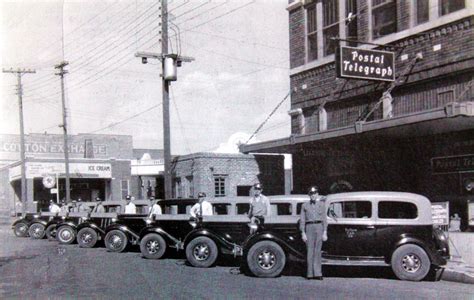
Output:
left=297, top=203, right=303, bottom=215
left=328, top=201, right=372, bottom=218
left=178, top=204, right=189, bottom=215
left=136, top=205, right=148, bottom=214
left=236, top=203, right=250, bottom=215
left=106, top=205, right=121, bottom=213
left=378, top=201, right=418, bottom=219
left=213, top=204, right=230, bottom=215
left=164, top=205, right=177, bottom=214
left=271, top=203, right=292, bottom=216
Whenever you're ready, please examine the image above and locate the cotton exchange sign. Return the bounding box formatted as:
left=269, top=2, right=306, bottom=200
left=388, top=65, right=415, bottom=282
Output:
left=337, top=46, right=395, bottom=82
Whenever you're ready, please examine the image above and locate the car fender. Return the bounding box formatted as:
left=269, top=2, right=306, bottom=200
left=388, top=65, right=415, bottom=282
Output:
left=184, top=229, right=237, bottom=254
left=12, top=218, right=30, bottom=228
left=105, top=224, right=139, bottom=240
left=139, top=227, right=182, bottom=249
left=29, top=219, right=49, bottom=227
left=243, top=232, right=304, bottom=260
left=57, top=222, right=78, bottom=231
left=391, top=236, right=446, bottom=266
left=76, top=222, right=105, bottom=236
left=45, top=220, right=60, bottom=228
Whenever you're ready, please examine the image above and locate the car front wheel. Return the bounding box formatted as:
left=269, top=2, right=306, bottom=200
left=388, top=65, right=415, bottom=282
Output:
left=13, top=222, right=29, bottom=237
left=105, top=230, right=128, bottom=253
left=246, top=240, right=286, bottom=278
left=391, top=244, right=431, bottom=281
left=28, top=223, right=46, bottom=239
left=45, top=224, right=57, bottom=241
left=185, top=236, right=218, bottom=268
left=57, top=225, right=76, bottom=244
left=77, top=228, right=98, bottom=248
left=140, top=233, right=167, bottom=259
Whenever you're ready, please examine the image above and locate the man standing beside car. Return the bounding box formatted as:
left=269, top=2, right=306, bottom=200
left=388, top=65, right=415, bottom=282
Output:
left=124, top=195, right=136, bottom=214
left=248, top=183, right=271, bottom=233
left=190, top=192, right=212, bottom=217
left=300, top=186, right=328, bottom=280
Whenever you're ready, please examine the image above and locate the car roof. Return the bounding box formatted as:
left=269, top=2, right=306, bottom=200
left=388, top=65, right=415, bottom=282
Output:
left=157, top=198, right=198, bottom=205
left=327, top=191, right=431, bottom=203
left=132, top=200, right=151, bottom=205
left=102, top=200, right=126, bottom=206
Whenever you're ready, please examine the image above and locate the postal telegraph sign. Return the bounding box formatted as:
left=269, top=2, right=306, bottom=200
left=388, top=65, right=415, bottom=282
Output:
left=337, top=46, right=395, bottom=82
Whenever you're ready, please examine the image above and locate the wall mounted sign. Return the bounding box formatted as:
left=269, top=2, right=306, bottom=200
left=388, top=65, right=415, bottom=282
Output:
left=337, top=46, right=395, bottom=82
left=431, top=154, right=474, bottom=174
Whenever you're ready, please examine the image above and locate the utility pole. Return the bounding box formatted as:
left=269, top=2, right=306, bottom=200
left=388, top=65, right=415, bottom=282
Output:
left=162, top=0, right=172, bottom=199
left=135, top=0, right=193, bottom=199
left=2, top=68, right=36, bottom=216
left=55, top=61, right=71, bottom=203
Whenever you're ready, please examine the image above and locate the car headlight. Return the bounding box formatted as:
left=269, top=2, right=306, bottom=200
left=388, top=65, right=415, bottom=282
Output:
left=61, top=216, right=66, bottom=220
left=189, top=220, right=197, bottom=228
left=111, top=218, right=117, bottom=223
left=33, top=214, right=39, bottom=218
left=145, top=218, right=153, bottom=225
left=82, top=217, right=89, bottom=221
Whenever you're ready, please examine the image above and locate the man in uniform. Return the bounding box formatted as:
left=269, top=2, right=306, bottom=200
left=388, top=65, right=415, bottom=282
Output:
left=124, top=195, right=136, bottom=214
left=49, top=200, right=60, bottom=213
left=95, top=197, right=106, bottom=213
left=190, top=192, right=212, bottom=217
left=149, top=197, right=162, bottom=216
left=248, top=183, right=271, bottom=233
left=300, top=186, right=328, bottom=280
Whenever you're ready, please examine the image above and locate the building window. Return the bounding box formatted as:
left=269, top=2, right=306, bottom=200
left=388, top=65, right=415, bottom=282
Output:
left=323, top=0, right=339, bottom=56
left=415, top=0, right=429, bottom=25
left=186, top=176, right=194, bottom=198
left=121, top=180, right=129, bottom=199
left=173, top=177, right=182, bottom=198
left=346, top=0, right=358, bottom=45
left=237, top=185, right=252, bottom=196
left=440, top=0, right=465, bottom=16
left=372, top=0, right=397, bottom=39
left=306, top=4, right=318, bottom=61
left=214, top=176, right=226, bottom=197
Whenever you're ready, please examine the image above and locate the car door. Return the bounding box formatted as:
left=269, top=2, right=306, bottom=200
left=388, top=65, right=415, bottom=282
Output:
left=324, top=199, right=376, bottom=258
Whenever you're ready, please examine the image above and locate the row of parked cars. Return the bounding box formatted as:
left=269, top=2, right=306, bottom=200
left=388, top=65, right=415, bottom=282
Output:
left=12, top=192, right=450, bottom=281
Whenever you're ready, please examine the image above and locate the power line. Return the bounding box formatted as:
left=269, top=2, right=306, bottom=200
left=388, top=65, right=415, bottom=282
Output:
left=170, top=85, right=192, bottom=153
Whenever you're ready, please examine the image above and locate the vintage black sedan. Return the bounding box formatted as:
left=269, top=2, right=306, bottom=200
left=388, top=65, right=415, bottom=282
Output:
left=102, top=200, right=152, bottom=252
left=11, top=212, right=50, bottom=238
left=242, top=192, right=449, bottom=281
left=137, top=199, right=198, bottom=258
left=183, top=196, right=305, bottom=268
left=74, top=201, right=125, bottom=248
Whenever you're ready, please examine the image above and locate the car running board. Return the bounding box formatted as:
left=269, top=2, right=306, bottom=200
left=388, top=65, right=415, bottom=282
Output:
left=322, top=258, right=389, bottom=267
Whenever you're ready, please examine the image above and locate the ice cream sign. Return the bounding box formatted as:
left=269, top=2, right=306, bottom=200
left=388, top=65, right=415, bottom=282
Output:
left=337, top=46, right=395, bottom=82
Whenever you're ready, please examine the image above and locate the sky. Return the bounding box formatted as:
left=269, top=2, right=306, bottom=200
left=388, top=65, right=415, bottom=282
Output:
left=0, top=0, right=291, bottom=155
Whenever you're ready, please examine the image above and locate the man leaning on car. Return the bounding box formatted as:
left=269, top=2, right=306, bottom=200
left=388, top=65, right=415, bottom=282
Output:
left=300, top=186, right=328, bottom=280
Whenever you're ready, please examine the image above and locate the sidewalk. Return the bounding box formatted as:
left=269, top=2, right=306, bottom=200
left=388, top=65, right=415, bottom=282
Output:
left=442, top=257, right=474, bottom=284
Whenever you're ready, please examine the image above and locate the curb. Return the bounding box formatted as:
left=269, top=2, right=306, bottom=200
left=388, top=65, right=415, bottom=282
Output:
left=442, top=268, right=474, bottom=284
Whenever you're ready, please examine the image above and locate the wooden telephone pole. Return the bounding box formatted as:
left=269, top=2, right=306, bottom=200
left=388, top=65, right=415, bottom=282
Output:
left=2, top=68, right=36, bottom=216
left=55, top=61, right=71, bottom=203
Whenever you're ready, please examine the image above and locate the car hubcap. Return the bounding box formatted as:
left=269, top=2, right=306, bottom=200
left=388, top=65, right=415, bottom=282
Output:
left=82, top=233, right=92, bottom=243
left=17, top=224, right=27, bottom=234
left=32, top=225, right=43, bottom=238
left=110, top=235, right=123, bottom=249
left=60, top=229, right=72, bottom=241
left=193, top=243, right=209, bottom=261
left=257, top=250, right=276, bottom=270
left=146, top=240, right=160, bottom=254
left=402, top=253, right=421, bottom=273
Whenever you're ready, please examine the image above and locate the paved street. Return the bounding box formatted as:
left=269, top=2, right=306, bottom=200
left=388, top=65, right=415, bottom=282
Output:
left=0, top=225, right=473, bottom=299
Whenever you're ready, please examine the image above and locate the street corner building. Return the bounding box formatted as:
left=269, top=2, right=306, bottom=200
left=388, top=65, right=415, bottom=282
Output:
left=242, top=1, right=474, bottom=230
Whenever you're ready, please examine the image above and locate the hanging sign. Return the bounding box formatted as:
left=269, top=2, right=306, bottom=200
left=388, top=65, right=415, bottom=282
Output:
left=42, top=175, right=56, bottom=188
left=337, top=46, right=395, bottom=82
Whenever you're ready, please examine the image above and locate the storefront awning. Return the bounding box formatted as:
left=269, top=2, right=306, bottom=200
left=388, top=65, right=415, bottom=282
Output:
left=242, top=102, right=474, bottom=154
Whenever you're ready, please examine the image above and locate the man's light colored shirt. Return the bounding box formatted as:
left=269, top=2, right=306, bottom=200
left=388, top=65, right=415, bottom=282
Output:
left=49, top=204, right=61, bottom=213
left=150, top=204, right=162, bottom=215
left=124, top=202, right=137, bottom=214
left=190, top=201, right=213, bottom=217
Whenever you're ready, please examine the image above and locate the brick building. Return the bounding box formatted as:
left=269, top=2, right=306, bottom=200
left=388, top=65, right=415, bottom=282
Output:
left=170, top=153, right=285, bottom=198
left=243, top=1, right=474, bottom=229
left=0, top=133, right=134, bottom=214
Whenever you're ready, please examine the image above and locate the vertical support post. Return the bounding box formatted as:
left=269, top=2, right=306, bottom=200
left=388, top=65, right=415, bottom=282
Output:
left=162, top=0, right=172, bottom=199
left=55, top=61, right=71, bottom=203
left=17, top=73, right=27, bottom=216
left=3, top=68, right=35, bottom=216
